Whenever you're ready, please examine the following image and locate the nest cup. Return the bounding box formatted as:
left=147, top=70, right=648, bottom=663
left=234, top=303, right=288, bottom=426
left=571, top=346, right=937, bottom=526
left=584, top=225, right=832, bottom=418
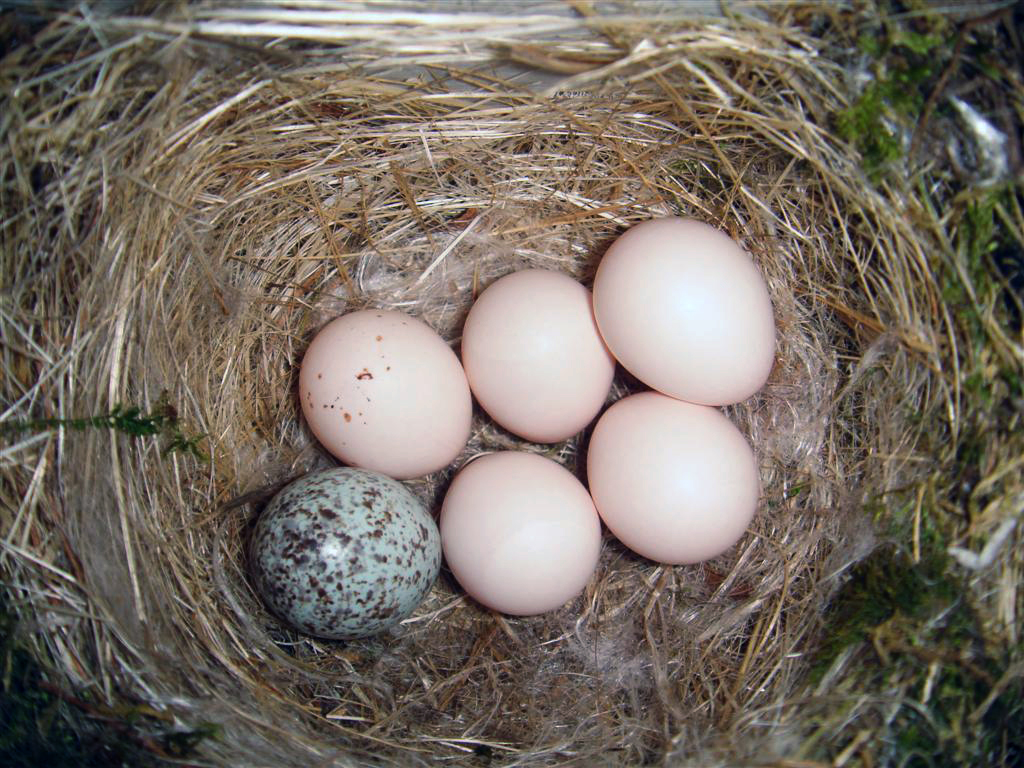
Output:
left=3, top=4, right=1018, bottom=766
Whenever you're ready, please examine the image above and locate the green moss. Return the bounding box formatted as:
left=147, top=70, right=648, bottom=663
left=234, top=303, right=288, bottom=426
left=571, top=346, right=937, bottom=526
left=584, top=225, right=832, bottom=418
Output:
left=1, top=654, right=81, bottom=768
left=940, top=187, right=1024, bottom=513
left=811, top=522, right=1023, bottom=765
left=834, top=57, right=938, bottom=180
left=811, top=541, right=963, bottom=683
left=855, top=32, right=884, bottom=58
left=833, top=5, right=959, bottom=180
left=1, top=601, right=133, bottom=767
left=890, top=29, right=945, bottom=57
left=0, top=598, right=218, bottom=767
left=885, top=658, right=1023, bottom=767
left=834, top=85, right=904, bottom=179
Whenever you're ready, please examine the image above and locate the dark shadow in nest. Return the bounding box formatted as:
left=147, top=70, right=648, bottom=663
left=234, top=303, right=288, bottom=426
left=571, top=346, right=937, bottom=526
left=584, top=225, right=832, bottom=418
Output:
left=578, top=227, right=628, bottom=287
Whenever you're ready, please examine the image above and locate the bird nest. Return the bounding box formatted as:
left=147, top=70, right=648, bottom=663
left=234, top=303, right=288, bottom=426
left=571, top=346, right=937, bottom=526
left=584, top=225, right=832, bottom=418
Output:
left=2, top=2, right=1021, bottom=766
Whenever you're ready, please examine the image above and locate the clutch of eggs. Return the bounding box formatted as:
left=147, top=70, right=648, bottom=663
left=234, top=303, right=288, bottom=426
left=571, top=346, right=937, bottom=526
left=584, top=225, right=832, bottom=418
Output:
left=258, top=215, right=776, bottom=635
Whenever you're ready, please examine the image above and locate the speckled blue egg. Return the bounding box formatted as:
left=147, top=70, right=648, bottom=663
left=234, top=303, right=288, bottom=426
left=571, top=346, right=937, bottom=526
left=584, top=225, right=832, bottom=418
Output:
left=249, top=468, right=441, bottom=640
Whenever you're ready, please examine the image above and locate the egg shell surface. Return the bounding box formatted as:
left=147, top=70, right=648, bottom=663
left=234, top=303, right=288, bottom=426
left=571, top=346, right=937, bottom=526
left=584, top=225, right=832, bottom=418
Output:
left=299, top=309, right=472, bottom=479
left=249, top=468, right=441, bottom=640
left=440, top=451, right=602, bottom=616
left=593, top=217, right=775, bottom=405
left=586, top=392, right=759, bottom=564
left=460, top=269, right=615, bottom=443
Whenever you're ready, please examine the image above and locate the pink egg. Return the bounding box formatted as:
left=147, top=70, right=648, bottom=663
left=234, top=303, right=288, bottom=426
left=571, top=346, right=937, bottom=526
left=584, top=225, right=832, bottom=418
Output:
left=461, top=269, right=615, bottom=443
left=440, top=452, right=602, bottom=615
left=593, top=217, right=775, bottom=406
left=299, top=309, right=472, bottom=480
left=587, top=392, right=759, bottom=564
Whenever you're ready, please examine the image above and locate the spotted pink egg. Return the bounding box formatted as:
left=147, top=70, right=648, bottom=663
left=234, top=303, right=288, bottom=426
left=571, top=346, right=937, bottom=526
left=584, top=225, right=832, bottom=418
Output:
left=299, top=310, right=472, bottom=480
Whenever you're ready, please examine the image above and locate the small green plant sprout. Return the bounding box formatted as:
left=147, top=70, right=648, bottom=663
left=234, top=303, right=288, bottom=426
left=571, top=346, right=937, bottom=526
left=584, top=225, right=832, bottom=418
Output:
left=0, top=394, right=207, bottom=461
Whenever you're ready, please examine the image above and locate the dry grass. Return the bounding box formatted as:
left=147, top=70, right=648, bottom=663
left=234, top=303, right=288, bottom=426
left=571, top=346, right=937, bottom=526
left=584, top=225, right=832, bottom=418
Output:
left=1, top=2, right=1021, bottom=766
